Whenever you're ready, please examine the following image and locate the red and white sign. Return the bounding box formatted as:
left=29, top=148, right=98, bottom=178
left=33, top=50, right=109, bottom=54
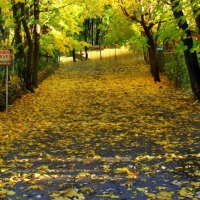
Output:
left=0, top=49, right=13, bottom=66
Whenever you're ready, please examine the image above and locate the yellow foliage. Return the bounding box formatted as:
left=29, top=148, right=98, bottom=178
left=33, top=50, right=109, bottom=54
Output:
left=156, top=191, right=174, bottom=199
left=26, top=185, right=44, bottom=191
left=191, top=182, right=200, bottom=188
left=0, top=189, right=15, bottom=197
left=115, top=167, right=138, bottom=178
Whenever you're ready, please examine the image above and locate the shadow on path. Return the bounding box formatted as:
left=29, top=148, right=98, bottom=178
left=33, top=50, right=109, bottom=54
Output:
left=0, top=59, right=200, bottom=199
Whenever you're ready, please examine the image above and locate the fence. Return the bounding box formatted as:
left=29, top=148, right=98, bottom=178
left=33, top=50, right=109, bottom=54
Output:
left=60, top=47, right=197, bottom=90
left=60, top=47, right=144, bottom=63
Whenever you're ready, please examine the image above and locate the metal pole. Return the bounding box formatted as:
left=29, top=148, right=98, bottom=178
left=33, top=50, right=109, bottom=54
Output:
left=99, top=36, right=102, bottom=60
left=6, top=66, right=8, bottom=112
left=115, top=44, right=117, bottom=61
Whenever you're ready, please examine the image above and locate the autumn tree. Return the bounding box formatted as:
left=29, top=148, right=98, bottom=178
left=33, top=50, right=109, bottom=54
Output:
left=103, top=7, right=132, bottom=45
left=116, top=0, right=167, bottom=82
left=10, top=0, right=41, bottom=91
left=1, top=0, right=109, bottom=86
left=170, top=0, right=200, bottom=100
left=8, top=0, right=90, bottom=90
left=11, top=1, right=25, bottom=85
left=0, top=0, right=13, bottom=47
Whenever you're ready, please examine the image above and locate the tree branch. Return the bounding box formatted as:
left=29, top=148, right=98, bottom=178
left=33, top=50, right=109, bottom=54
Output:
left=39, top=2, right=75, bottom=13
left=119, top=0, right=141, bottom=24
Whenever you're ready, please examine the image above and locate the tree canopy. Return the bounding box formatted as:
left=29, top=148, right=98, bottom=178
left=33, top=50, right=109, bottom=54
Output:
left=0, top=0, right=200, bottom=98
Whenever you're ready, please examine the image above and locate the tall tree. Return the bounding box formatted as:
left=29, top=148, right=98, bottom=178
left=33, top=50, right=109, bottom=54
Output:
left=11, top=1, right=25, bottom=84
left=20, top=2, right=34, bottom=91
left=33, top=0, right=40, bottom=88
left=170, top=0, right=200, bottom=100
left=84, top=19, right=89, bottom=60
left=10, top=0, right=40, bottom=91
left=118, top=0, right=163, bottom=82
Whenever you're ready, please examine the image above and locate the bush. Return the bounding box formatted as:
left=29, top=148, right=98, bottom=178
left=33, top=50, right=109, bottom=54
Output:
left=162, top=52, right=190, bottom=89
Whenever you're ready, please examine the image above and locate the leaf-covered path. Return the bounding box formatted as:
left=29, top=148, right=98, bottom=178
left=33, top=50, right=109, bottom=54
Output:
left=0, top=58, right=200, bottom=199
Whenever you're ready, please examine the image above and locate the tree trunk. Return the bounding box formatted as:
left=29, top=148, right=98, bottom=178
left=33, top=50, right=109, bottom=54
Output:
left=32, top=0, right=40, bottom=88
left=80, top=50, right=83, bottom=61
left=195, top=16, right=200, bottom=34
left=95, top=18, right=101, bottom=45
left=99, top=35, right=102, bottom=60
left=143, top=51, right=149, bottom=64
left=171, top=0, right=200, bottom=100
left=72, top=48, right=76, bottom=62
left=91, top=19, right=94, bottom=45
left=119, top=3, right=161, bottom=82
left=11, top=2, right=25, bottom=84
left=21, top=3, right=34, bottom=92
left=147, top=45, right=160, bottom=82
left=184, top=50, right=200, bottom=99
left=84, top=19, right=89, bottom=60
left=85, top=46, right=88, bottom=60
left=141, top=31, right=149, bottom=63
left=143, top=23, right=160, bottom=82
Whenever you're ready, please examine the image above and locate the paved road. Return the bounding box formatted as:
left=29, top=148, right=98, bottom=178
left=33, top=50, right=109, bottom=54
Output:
left=0, top=59, right=200, bottom=199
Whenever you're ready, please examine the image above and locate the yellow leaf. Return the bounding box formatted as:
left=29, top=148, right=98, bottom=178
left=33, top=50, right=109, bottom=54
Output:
left=0, top=168, right=8, bottom=173
left=0, top=189, right=15, bottom=197
left=64, top=188, right=85, bottom=199
left=27, top=180, right=40, bottom=185
left=103, top=164, right=111, bottom=172
left=15, top=0, right=24, bottom=2
left=156, top=191, right=174, bottom=200
left=146, top=193, right=156, bottom=199
left=191, top=182, right=200, bottom=188
left=194, top=170, right=200, bottom=177
left=0, top=159, right=4, bottom=165
left=33, top=173, right=41, bottom=178
left=0, top=189, right=7, bottom=198
left=7, top=190, right=16, bottom=196
left=110, top=194, right=119, bottom=198
left=25, top=185, right=44, bottom=191
left=115, top=167, right=138, bottom=178
left=53, top=197, right=69, bottom=200
left=136, top=187, right=148, bottom=193
left=178, top=187, right=194, bottom=198
left=93, top=155, right=101, bottom=159
left=66, top=188, right=78, bottom=197
left=96, top=193, right=118, bottom=198
left=179, top=188, right=188, bottom=197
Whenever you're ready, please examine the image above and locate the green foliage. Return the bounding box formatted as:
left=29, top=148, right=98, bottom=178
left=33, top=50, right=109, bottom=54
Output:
left=157, top=21, right=182, bottom=44
left=104, top=9, right=133, bottom=45
left=192, top=39, right=200, bottom=53
left=162, top=52, right=190, bottom=89
left=129, top=34, right=147, bottom=52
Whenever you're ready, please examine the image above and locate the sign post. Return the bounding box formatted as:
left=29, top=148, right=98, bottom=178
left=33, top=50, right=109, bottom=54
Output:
left=0, top=49, right=13, bottom=112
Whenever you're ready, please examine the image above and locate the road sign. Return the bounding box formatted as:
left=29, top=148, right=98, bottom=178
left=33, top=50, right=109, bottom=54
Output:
left=0, top=49, right=13, bottom=66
